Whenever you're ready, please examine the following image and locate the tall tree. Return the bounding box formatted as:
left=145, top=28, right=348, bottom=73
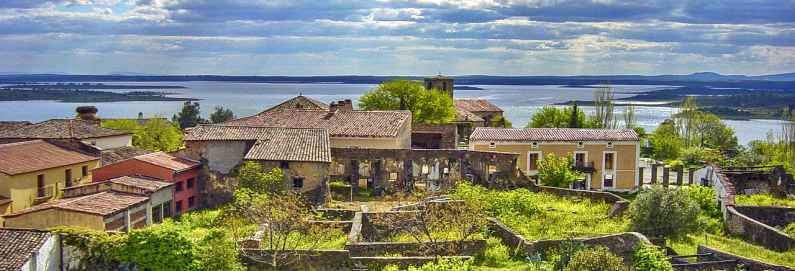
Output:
left=569, top=103, right=581, bottom=128
left=102, top=117, right=183, bottom=152
left=527, top=106, right=586, bottom=128
left=674, top=96, right=699, bottom=147
left=172, top=101, right=205, bottom=129
left=358, top=80, right=455, bottom=124
left=623, top=103, right=637, bottom=129
left=592, top=85, right=617, bottom=129
left=210, top=106, right=235, bottom=124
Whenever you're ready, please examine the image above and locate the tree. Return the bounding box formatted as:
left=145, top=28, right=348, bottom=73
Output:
left=536, top=153, right=582, bottom=188
left=172, top=101, right=206, bottom=129
left=623, top=103, right=637, bottom=129
left=235, top=161, right=285, bottom=195
left=358, top=80, right=455, bottom=124
left=102, top=118, right=183, bottom=152
left=592, top=85, right=617, bottom=129
left=629, top=186, right=701, bottom=240
left=527, top=106, right=586, bottom=128
left=649, top=120, right=683, bottom=161
left=210, top=106, right=235, bottom=124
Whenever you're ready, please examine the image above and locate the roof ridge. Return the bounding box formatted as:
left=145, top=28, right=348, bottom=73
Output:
left=0, top=139, right=46, bottom=148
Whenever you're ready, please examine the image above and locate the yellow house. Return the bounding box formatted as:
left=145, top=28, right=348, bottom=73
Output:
left=470, top=127, right=640, bottom=191
left=0, top=140, right=99, bottom=224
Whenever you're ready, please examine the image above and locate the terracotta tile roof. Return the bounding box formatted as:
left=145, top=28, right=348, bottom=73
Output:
left=0, top=196, right=10, bottom=206
left=108, top=176, right=174, bottom=193
left=455, top=108, right=485, bottom=122
left=101, top=146, right=153, bottom=166
left=4, top=191, right=149, bottom=218
left=133, top=152, right=200, bottom=172
left=0, top=228, right=51, bottom=271
left=0, top=121, right=31, bottom=131
left=259, top=95, right=329, bottom=113
left=0, top=140, right=99, bottom=175
left=455, top=99, right=503, bottom=113
left=470, top=128, right=640, bottom=142
left=0, top=119, right=130, bottom=140
left=224, top=109, right=411, bottom=138
left=185, top=125, right=331, bottom=163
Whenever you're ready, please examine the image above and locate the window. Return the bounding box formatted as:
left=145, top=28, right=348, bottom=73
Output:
left=175, top=181, right=183, bottom=192
left=604, top=174, right=614, bottom=188
left=607, top=142, right=614, bottom=149
left=577, top=142, right=584, bottom=148
left=81, top=166, right=88, bottom=177
left=575, top=153, right=586, bottom=167
left=37, top=174, right=45, bottom=197
left=163, top=200, right=173, bottom=218
left=528, top=152, right=540, bottom=171
left=280, top=161, right=290, bottom=169
left=489, top=142, right=496, bottom=149
left=187, top=178, right=194, bottom=189
left=292, top=177, right=304, bottom=189
left=604, top=153, right=615, bottom=171
left=531, top=142, right=539, bottom=149
left=152, top=205, right=162, bottom=223
left=65, top=169, right=72, bottom=187
left=188, top=196, right=195, bottom=208
left=175, top=201, right=183, bottom=213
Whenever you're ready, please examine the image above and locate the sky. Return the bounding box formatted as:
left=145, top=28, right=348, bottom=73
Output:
left=1, top=0, right=794, bottom=76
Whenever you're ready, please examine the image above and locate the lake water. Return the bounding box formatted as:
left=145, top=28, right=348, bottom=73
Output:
left=0, top=81, right=785, bottom=145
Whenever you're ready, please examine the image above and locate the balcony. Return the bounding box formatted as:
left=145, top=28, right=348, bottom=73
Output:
left=34, top=185, right=55, bottom=203
left=573, top=161, right=596, bottom=173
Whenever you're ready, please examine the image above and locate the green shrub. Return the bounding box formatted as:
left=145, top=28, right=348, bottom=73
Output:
left=563, top=246, right=625, bottom=271
left=784, top=222, right=795, bottom=237
left=684, top=186, right=721, bottom=219
left=115, top=224, right=199, bottom=271
left=735, top=194, right=795, bottom=208
left=235, top=161, right=285, bottom=194
left=633, top=243, right=673, bottom=271
left=537, top=153, right=582, bottom=188
left=629, top=186, right=701, bottom=240
left=407, top=257, right=474, bottom=271
left=328, top=179, right=350, bottom=188
left=554, top=240, right=586, bottom=270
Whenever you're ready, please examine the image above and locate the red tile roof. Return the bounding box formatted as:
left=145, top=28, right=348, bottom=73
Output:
left=0, top=140, right=99, bottom=175
left=133, top=152, right=200, bottom=172
left=470, top=128, right=640, bottom=142
left=0, top=195, right=10, bottom=206
left=101, top=146, right=153, bottom=166
left=0, top=228, right=52, bottom=271
left=185, top=125, right=331, bottom=163
left=108, top=176, right=174, bottom=193
left=455, top=99, right=503, bottom=113
left=0, top=119, right=129, bottom=140
left=3, top=191, right=149, bottom=218
left=259, top=95, right=329, bottom=113
left=224, top=108, right=411, bottom=138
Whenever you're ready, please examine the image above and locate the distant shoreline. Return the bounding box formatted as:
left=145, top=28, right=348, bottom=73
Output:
left=0, top=88, right=198, bottom=103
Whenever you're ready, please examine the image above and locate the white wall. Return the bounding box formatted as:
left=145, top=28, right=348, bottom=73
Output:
left=204, top=141, right=248, bottom=174
left=82, top=135, right=132, bottom=150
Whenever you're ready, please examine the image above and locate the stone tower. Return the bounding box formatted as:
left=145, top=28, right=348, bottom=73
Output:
left=424, top=75, right=454, bottom=99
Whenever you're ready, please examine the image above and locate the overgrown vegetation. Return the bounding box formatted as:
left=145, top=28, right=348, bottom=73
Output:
left=451, top=183, right=628, bottom=240
left=562, top=246, right=624, bottom=271
left=536, top=153, right=582, bottom=188
left=628, top=186, right=701, bottom=240
left=359, top=80, right=456, bottom=124
left=669, top=233, right=795, bottom=268
left=632, top=243, right=673, bottom=271
left=735, top=193, right=795, bottom=208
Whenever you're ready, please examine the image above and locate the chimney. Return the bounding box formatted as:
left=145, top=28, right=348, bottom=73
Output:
left=76, top=106, right=100, bottom=125
left=341, top=99, right=353, bottom=111
left=329, top=101, right=339, bottom=112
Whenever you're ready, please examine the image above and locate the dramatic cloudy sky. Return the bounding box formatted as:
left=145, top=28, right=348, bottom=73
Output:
left=1, top=0, right=794, bottom=75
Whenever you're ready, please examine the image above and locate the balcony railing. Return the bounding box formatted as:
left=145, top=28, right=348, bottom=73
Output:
left=36, top=185, right=55, bottom=199
left=573, top=161, right=596, bottom=173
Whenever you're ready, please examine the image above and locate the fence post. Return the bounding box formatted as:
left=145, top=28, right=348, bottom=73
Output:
left=688, top=168, right=695, bottom=185
left=639, top=167, right=645, bottom=185
left=662, top=166, right=670, bottom=187
left=676, top=168, right=684, bottom=186
left=651, top=164, right=658, bottom=184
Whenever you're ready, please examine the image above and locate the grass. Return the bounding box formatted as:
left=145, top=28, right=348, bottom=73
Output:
left=735, top=194, right=795, bottom=208
left=668, top=233, right=795, bottom=267
left=259, top=229, right=347, bottom=249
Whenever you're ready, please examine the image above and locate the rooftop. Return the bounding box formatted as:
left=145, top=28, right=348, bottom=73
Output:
left=101, top=146, right=153, bottom=166
left=4, top=190, right=149, bottom=218
left=0, top=228, right=52, bottom=271
left=0, top=119, right=130, bottom=140
left=108, top=176, right=174, bottom=193
left=0, top=121, right=31, bottom=131
left=0, top=140, right=99, bottom=176
left=185, top=125, right=332, bottom=163
left=259, top=95, right=330, bottom=113
left=470, top=127, right=640, bottom=142
left=455, top=99, right=503, bottom=113
left=224, top=107, right=411, bottom=138
left=133, top=152, right=200, bottom=172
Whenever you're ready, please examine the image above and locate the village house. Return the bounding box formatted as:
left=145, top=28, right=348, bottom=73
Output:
left=183, top=125, right=331, bottom=196
left=92, top=152, right=200, bottom=215
left=413, top=76, right=506, bottom=149
left=0, top=228, right=62, bottom=271
left=0, top=107, right=132, bottom=150
left=222, top=95, right=412, bottom=149
left=469, top=127, right=640, bottom=191
left=0, top=140, right=100, bottom=224
left=3, top=176, right=172, bottom=231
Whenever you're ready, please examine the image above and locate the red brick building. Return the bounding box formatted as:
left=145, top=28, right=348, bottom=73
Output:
left=92, top=152, right=201, bottom=215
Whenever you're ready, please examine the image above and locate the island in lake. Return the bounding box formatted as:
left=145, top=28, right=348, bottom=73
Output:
left=0, top=83, right=197, bottom=103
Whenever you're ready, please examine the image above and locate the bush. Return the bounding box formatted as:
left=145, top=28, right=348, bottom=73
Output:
left=235, top=161, right=285, bottom=194
left=683, top=186, right=721, bottom=219
left=536, top=153, right=582, bottom=188
left=633, top=243, right=673, bottom=271
left=784, top=222, right=795, bottom=237
left=629, top=186, right=701, bottom=239
left=735, top=194, right=795, bottom=208
left=563, top=246, right=625, bottom=271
